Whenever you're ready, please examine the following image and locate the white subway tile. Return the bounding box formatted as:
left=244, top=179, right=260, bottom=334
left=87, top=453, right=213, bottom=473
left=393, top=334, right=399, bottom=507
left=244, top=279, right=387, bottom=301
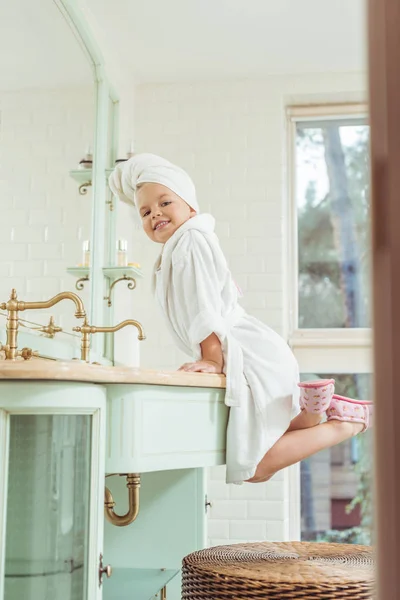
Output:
left=44, top=261, right=70, bottom=277
left=2, top=209, right=29, bottom=226
left=1, top=278, right=27, bottom=295
left=247, top=501, right=285, bottom=521
left=29, top=208, right=63, bottom=226
left=247, top=237, right=280, bottom=257
left=26, top=278, right=61, bottom=296
left=240, top=292, right=267, bottom=310
left=247, top=202, right=282, bottom=219
left=229, top=520, right=267, bottom=540
left=248, top=274, right=281, bottom=292
left=12, top=261, right=44, bottom=278
left=215, top=221, right=230, bottom=238
left=0, top=224, right=13, bottom=241
left=231, top=256, right=265, bottom=275
left=0, top=244, right=27, bottom=261
left=230, top=220, right=282, bottom=239
left=61, top=242, right=82, bottom=262
left=210, top=501, right=247, bottom=520
left=29, top=244, right=63, bottom=260
left=0, top=263, right=12, bottom=277
left=45, top=226, right=80, bottom=243
left=221, top=238, right=247, bottom=256
left=229, top=483, right=268, bottom=500
left=207, top=520, right=229, bottom=540
left=264, top=480, right=285, bottom=501
left=12, top=194, right=47, bottom=209
left=265, top=520, right=286, bottom=541
left=208, top=466, right=226, bottom=481
left=12, top=225, right=45, bottom=243
left=207, top=480, right=230, bottom=501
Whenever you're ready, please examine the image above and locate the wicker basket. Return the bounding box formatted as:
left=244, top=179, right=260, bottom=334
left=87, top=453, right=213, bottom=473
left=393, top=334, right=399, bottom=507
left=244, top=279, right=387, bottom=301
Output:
left=182, top=541, right=374, bottom=599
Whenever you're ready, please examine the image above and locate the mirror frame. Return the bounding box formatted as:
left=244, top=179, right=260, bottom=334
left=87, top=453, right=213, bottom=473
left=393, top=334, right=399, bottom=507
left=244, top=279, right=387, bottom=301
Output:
left=55, top=0, right=120, bottom=360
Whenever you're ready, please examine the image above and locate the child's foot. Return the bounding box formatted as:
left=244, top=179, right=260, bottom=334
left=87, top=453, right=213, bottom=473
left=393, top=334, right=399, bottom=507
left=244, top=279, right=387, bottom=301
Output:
left=326, top=394, right=373, bottom=432
left=298, top=379, right=335, bottom=414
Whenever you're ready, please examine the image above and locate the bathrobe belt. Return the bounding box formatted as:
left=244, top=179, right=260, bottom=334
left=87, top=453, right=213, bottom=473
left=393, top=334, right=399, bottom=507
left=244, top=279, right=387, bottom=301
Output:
left=223, top=305, right=246, bottom=408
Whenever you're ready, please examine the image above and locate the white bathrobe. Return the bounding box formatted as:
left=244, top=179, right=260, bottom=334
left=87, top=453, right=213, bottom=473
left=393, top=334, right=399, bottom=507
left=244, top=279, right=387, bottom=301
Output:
left=155, top=214, right=300, bottom=484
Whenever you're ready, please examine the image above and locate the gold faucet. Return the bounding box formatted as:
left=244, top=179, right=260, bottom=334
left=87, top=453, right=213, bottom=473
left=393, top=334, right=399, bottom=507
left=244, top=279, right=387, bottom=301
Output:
left=73, top=318, right=145, bottom=362
left=0, top=288, right=86, bottom=360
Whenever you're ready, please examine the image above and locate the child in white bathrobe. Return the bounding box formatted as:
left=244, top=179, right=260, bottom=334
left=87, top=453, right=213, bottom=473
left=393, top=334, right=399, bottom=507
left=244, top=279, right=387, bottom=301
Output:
left=109, top=154, right=373, bottom=484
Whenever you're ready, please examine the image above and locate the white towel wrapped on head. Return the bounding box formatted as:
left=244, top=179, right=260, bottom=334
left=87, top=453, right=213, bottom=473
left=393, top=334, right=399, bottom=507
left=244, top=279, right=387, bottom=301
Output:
left=108, top=153, right=199, bottom=213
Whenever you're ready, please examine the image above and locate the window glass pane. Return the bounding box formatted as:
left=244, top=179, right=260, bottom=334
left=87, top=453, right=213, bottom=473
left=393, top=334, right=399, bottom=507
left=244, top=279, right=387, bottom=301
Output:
left=296, top=119, right=371, bottom=328
left=300, top=373, right=373, bottom=545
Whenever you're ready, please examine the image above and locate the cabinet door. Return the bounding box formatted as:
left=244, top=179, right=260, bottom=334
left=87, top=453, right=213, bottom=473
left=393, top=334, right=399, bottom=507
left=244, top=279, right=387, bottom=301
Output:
left=0, top=382, right=106, bottom=600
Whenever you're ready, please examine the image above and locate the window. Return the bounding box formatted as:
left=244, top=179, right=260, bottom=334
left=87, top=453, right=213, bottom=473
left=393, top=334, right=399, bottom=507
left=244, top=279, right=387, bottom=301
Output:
left=296, top=120, right=370, bottom=329
left=287, top=104, right=373, bottom=545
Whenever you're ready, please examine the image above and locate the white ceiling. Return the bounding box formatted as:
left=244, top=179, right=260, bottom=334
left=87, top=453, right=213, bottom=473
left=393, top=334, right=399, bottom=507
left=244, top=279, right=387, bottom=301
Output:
left=0, top=0, right=367, bottom=92
left=84, top=0, right=367, bottom=83
left=0, top=0, right=92, bottom=91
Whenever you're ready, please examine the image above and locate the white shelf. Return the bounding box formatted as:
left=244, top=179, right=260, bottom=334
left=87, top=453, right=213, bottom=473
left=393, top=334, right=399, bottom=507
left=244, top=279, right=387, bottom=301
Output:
left=67, top=266, right=143, bottom=280
left=66, top=266, right=89, bottom=279
left=69, top=168, right=114, bottom=185
left=103, top=266, right=143, bottom=280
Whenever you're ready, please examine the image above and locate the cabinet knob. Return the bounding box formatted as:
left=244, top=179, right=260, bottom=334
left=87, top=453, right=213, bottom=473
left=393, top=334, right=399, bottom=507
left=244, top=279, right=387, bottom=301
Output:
left=102, top=564, right=112, bottom=578
left=99, top=553, right=112, bottom=586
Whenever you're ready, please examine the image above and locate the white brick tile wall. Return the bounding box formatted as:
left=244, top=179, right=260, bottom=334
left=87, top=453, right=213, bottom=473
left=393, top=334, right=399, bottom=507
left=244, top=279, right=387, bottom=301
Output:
left=0, top=87, right=94, bottom=332
left=230, top=520, right=267, bottom=540
left=207, top=519, right=229, bottom=540
left=210, top=500, right=248, bottom=521
left=128, top=73, right=366, bottom=546
left=266, top=519, right=290, bottom=541
left=206, top=480, right=230, bottom=501
left=247, top=500, right=286, bottom=521
left=13, top=262, right=45, bottom=278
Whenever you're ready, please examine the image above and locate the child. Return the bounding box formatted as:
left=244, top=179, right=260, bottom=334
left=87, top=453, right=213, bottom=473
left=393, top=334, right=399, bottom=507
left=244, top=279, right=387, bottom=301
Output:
left=109, top=153, right=373, bottom=485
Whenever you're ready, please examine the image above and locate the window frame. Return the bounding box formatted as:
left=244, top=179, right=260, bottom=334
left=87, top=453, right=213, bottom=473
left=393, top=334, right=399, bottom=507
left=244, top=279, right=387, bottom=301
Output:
left=286, top=104, right=372, bottom=542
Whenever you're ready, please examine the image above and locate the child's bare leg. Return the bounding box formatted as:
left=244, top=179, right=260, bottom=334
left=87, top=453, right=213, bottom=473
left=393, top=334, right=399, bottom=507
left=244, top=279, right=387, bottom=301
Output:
left=286, top=411, right=322, bottom=431
left=247, top=420, right=363, bottom=483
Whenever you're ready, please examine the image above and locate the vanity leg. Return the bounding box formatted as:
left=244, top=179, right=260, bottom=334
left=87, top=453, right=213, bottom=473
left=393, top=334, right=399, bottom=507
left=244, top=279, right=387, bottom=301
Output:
left=161, top=585, right=167, bottom=600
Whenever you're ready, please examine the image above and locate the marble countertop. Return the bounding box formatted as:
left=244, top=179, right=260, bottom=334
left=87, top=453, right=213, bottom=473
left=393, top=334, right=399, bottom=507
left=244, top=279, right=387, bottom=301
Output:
left=0, top=358, right=226, bottom=389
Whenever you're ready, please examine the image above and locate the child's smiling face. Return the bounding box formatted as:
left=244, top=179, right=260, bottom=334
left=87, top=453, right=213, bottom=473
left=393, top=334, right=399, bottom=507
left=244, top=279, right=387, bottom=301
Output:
left=136, top=183, right=196, bottom=243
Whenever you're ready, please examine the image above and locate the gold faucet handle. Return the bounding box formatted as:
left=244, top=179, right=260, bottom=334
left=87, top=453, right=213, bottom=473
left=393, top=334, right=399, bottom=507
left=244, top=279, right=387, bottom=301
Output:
left=73, top=325, right=88, bottom=333
left=73, top=316, right=91, bottom=334
left=43, top=316, right=62, bottom=336
left=17, top=347, right=39, bottom=361
left=73, top=322, right=95, bottom=334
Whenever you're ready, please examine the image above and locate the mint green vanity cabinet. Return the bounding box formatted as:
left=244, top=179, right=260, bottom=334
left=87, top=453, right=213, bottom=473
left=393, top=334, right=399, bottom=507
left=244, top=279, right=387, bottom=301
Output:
left=0, top=374, right=228, bottom=600
left=103, top=383, right=228, bottom=600
left=103, top=469, right=207, bottom=600
left=105, top=384, right=228, bottom=473
left=0, top=382, right=107, bottom=600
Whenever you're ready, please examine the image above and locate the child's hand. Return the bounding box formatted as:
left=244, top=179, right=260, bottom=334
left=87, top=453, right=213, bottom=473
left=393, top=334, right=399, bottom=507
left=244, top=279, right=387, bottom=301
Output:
left=178, top=360, right=222, bottom=374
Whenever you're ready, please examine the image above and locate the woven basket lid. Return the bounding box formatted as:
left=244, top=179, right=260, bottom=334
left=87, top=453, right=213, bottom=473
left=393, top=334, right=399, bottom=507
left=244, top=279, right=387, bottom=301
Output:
left=183, top=541, right=374, bottom=586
